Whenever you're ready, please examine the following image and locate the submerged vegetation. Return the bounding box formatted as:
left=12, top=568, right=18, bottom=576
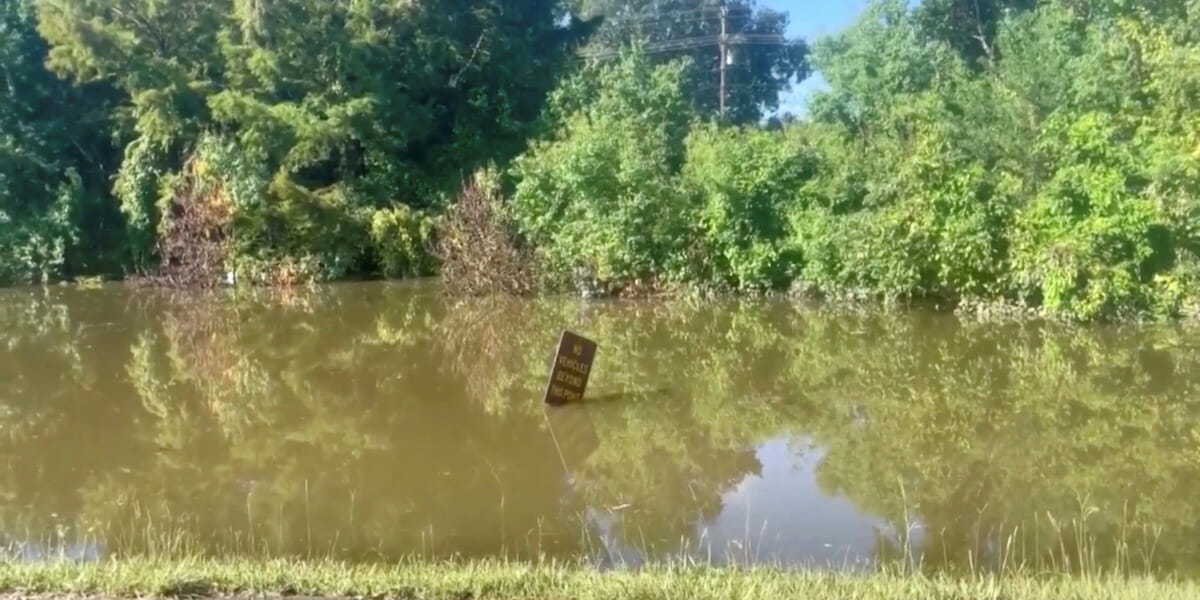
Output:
left=0, top=0, right=1198, bottom=320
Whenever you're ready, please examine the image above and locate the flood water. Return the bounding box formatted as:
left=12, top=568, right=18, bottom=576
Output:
left=1, top=281, right=1199, bottom=575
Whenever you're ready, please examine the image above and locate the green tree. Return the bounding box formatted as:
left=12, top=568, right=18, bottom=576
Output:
left=914, top=0, right=1038, bottom=66
left=785, top=0, right=1200, bottom=319
left=575, top=0, right=809, bottom=123
left=681, top=124, right=812, bottom=292
left=510, top=50, right=697, bottom=291
left=0, top=0, right=120, bottom=284
left=35, top=0, right=596, bottom=280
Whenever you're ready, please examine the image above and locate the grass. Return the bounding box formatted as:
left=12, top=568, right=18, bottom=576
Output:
left=0, top=501, right=1190, bottom=600
left=0, top=558, right=1196, bottom=600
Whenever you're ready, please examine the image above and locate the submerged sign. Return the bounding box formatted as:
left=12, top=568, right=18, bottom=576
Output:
left=543, top=330, right=597, bottom=406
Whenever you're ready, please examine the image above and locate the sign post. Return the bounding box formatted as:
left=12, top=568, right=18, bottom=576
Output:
left=543, top=330, right=597, bottom=406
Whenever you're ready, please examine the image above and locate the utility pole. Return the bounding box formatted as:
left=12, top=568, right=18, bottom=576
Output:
left=718, top=0, right=728, bottom=119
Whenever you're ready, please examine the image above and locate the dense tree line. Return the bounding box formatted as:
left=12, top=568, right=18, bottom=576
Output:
left=2, top=0, right=601, bottom=284
left=511, top=0, right=1200, bottom=321
left=4, top=0, right=1200, bottom=321
left=1, top=0, right=797, bottom=287
left=0, top=0, right=121, bottom=283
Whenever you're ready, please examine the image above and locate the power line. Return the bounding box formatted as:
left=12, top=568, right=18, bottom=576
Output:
left=575, top=5, right=754, bottom=39
left=585, top=6, right=753, bottom=24
left=575, top=4, right=789, bottom=61
left=577, top=33, right=788, bottom=60
left=577, top=36, right=719, bottom=59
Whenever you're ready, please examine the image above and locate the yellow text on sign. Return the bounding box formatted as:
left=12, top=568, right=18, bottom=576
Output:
left=557, top=355, right=590, bottom=375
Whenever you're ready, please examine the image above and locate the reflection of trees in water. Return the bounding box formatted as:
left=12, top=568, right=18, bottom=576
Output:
left=1, top=286, right=1200, bottom=573
left=438, top=295, right=553, bottom=415
left=0, top=287, right=150, bottom=545
left=437, top=296, right=807, bottom=553
left=797, top=314, right=1200, bottom=575
left=0, top=289, right=88, bottom=443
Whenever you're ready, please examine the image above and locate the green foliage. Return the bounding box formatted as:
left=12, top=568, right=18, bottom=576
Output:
left=806, top=0, right=963, bottom=131
left=6, top=0, right=1200, bottom=322
left=114, top=138, right=168, bottom=269
left=790, top=102, right=1021, bottom=302
left=1012, top=112, right=1173, bottom=321
left=0, top=170, right=80, bottom=284
left=506, top=0, right=1200, bottom=319
left=681, top=125, right=811, bottom=291
left=575, top=0, right=810, bottom=124
left=784, top=0, right=1200, bottom=319
left=228, top=174, right=375, bottom=285
left=510, top=51, right=697, bottom=288
left=369, top=206, right=436, bottom=279
left=26, top=0, right=598, bottom=284
left=510, top=49, right=823, bottom=294
left=914, top=0, right=1039, bottom=66
left=0, top=0, right=119, bottom=284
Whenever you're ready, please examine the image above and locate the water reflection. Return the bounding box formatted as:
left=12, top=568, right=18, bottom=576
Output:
left=698, top=439, right=891, bottom=568
left=0, top=283, right=1198, bottom=577
left=1, top=538, right=103, bottom=563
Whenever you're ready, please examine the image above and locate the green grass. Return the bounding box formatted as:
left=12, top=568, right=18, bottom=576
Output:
left=0, top=558, right=1196, bottom=600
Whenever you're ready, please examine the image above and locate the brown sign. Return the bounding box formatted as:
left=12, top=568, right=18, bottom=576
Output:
left=543, top=330, right=597, bottom=406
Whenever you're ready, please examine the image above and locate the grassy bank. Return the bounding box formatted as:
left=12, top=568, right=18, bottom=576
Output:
left=0, top=559, right=1196, bottom=600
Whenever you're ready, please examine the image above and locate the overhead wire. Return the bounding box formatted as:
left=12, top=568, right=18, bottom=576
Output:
left=588, top=5, right=752, bottom=22
left=574, top=4, right=790, bottom=61
left=578, top=34, right=790, bottom=60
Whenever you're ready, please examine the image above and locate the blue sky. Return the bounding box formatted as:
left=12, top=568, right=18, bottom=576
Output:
left=760, top=0, right=874, bottom=114
left=767, top=0, right=873, bottom=41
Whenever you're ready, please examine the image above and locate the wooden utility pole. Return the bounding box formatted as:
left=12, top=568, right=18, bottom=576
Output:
left=718, top=1, right=728, bottom=118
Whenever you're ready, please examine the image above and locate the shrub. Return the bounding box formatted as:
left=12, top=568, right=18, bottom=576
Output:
left=509, top=50, right=696, bottom=293
left=0, top=170, right=80, bottom=285
left=230, top=174, right=373, bottom=285
left=435, top=169, right=537, bottom=297
left=681, top=125, right=813, bottom=292
left=148, top=154, right=234, bottom=288
left=1012, top=113, right=1173, bottom=321
left=789, top=100, right=1018, bottom=303
left=143, top=137, right=374, bottom=287
left=369, top=206, right=435, bottom=279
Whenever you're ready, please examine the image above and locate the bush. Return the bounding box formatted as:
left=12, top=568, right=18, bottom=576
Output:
left=148, top=154, right=233, bottom=288
left=230, top=174, right=374, bottom=285
left=0, top=169, right=81, bottom=285
left=143, top=137, right=374, bottom=287
left=509, top=50, right=696, bottom=294
left=434, top=169, right=537, bottom=296
left=114, top=137, right=168, bottom=271
left=681, top=125, right=813, bottom=292
left=788, top=96, right=1019, bottom=304
left=369, top=206, right=435, bottom=279
left=1012, top=112, right=1174, bottom=321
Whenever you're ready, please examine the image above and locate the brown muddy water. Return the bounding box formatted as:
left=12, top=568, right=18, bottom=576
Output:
left=1, top=281, right=1198, bottom=575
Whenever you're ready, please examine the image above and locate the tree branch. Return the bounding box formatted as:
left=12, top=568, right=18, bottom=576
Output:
left=449, top=33, right=486, bottom=88
left=972, top=0, right=995, bottom=64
